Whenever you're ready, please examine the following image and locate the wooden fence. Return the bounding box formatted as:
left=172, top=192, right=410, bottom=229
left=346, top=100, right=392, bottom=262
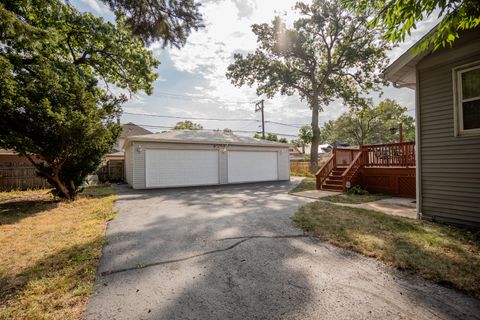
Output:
left=0, top=162, right=49, bottom=190
left=290, top=161, right=324, bottom=176
left=97, top=160, right=124, bottom=182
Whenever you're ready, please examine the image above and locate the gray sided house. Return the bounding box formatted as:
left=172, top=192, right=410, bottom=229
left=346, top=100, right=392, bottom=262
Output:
left=384, top=28, right=480, bottom=227
left=124, top=130, right=290, bottom=189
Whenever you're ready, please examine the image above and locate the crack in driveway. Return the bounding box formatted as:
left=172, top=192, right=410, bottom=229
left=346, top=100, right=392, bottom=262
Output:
left=100, top=234, right=309, bottom=276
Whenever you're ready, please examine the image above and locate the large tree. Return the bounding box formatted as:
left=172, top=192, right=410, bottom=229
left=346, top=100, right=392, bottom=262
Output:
left=345, top=0, right=480, bottom=51
left=226, top=0, right=390, bottom=172
left=0, top=0, right=159, bottom=199
left=320, top=99, right=415, bottom=145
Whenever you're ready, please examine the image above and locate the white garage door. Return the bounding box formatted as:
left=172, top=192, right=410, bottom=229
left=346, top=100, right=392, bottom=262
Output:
left=228, top=151, right=278, bottom=183
left=145, top=149, right=219, bottom=188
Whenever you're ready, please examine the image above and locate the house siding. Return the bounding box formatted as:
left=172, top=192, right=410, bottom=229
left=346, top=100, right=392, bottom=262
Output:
left=417, top=31, right=480, bottom=227
left=125, top=141, right=290, bottom=189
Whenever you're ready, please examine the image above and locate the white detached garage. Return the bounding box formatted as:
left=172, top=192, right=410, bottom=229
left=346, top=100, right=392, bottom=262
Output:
left=123, top=130, right=290, bottom=189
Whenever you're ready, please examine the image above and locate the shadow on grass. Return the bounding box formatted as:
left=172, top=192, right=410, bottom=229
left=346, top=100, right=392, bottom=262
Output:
left=293, top=201, right=480, bottom=299
left=0, top=199, right=59, bottom=225
left=0, top=237, right=103, bottom=317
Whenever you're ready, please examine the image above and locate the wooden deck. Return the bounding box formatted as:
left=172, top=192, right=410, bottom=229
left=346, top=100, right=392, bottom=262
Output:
left=316, top=142, right=416, bottom=198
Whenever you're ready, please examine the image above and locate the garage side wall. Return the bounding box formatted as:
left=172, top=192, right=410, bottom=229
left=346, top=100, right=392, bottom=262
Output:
left=130, top=141, right=289, bottom=189
left=124, top=144, right=133, bottom=186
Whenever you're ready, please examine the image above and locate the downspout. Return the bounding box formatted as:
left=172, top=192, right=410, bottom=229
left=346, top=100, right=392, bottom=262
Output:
left=415, top=70, right=423, bottom=220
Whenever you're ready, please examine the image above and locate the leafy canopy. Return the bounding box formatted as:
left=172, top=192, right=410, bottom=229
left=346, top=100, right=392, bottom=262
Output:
left=253, top=132, right=288, bottom=143
left=227, top=0, right=390, bottom=171
left=0, top=0, right=158, bottom=199
left=298, top=125, right=313, bottom=147
left=174, top=120, right=203, bottom=130
left=344, top=0, right=480, bottom=51
left=102, top=0, right=203, bottom=47
left=320, top=99, right=415, bottom=146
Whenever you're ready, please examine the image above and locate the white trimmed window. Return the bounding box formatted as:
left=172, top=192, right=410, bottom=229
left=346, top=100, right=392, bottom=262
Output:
left=454, top=62, right=480, bottom=136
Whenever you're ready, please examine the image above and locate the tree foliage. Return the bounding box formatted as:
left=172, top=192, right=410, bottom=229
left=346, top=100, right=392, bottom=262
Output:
left=227, top=0, right=390, bottom=172
left=253, top=132, right=288, bottom=143
left=320, top=99, right=415, bottom=145
left=173, top=120, right=203, bottom=130
left=102, top=0, right=203, bottom=47
left=344, top=0, right=480, bottom=51
left=0, top=0, right=158, bottom=199
left=298, top=125, right=313, bottom=147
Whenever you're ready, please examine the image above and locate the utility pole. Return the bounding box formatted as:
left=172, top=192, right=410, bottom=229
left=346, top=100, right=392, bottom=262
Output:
left=255, top=100, right=265, bottom=139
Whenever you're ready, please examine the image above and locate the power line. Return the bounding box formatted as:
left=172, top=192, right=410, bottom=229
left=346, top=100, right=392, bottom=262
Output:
left=123, top=112, right=259, bottom=122
left=153, top=90, right=255, bottom=104
left=123, top=123, right=298, bottom=138
left=122, top=111, right=304, bottom=128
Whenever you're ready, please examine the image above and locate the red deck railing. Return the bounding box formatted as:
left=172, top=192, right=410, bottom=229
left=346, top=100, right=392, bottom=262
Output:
left=316, top=141, right=416, bottom=191
left=363, top=142, right=415, bottom=167
left=315, top=152, right=336, bottom=189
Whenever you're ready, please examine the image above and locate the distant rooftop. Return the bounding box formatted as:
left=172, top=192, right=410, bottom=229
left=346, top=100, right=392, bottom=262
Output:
left=120, top=122, right=152, bottom=139
left=125, top=130, right=290, bottom=147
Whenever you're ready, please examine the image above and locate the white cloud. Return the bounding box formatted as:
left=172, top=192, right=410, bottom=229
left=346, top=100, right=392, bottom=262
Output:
left=73, top=0, right=439, bottom=137
left=77, top=0, right=109, bottom=15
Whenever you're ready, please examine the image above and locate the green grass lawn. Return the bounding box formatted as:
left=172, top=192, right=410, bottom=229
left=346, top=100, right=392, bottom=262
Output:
left=289, top=177, right=316, bottom=193
left=0, top=186, right=116, bottom=320
left=321, top=193, right=390, bottom=204
left=293, top=201, right=480, bottom=298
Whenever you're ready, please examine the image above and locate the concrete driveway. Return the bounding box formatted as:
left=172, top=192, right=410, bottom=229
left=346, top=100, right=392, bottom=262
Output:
left=86, top=180, right=480, bottom=320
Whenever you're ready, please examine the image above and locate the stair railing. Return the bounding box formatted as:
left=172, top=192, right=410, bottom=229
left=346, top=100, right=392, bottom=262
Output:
left=315, top=152, right=336, bottom=190
left=340, top=150, right=363, bottom=192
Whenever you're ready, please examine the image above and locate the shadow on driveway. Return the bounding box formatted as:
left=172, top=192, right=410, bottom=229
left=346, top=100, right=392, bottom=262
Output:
left=86, top=181, right=480, bottom=320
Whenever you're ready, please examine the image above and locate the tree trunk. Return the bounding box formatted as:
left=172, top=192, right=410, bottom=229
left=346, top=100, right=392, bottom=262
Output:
left=310, top=98, right=320, bottom=173
left=24, top=155, right=73, bottom=200
left=47, top=171, right=73, bottom=200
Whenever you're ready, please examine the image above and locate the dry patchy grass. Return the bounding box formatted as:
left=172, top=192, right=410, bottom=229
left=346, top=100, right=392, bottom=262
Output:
left=293, top=201, right=480, bottom=298
left=321, top=193, right=390, bottom=204
left=0, top=186, right=116, bottom=320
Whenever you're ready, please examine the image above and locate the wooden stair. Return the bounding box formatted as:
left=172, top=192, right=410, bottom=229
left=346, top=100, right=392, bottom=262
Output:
left=320, top=166, right=347, bottom=191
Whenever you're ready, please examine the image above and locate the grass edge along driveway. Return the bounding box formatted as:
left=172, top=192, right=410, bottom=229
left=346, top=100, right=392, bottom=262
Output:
left=0, top=186, right=116, bottom=320
left=293, top=201, right=480, bottom=299
left=290, top=177, right=390, bottom=204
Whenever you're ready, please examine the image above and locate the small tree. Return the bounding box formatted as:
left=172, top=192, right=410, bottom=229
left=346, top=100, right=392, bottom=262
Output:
left=0, top=1, right=160, bottom=199
left=173, top=120, right=203, bottom=130
left=227, top=0, right=390, bottom=172
left=278, top=137, right=288, bottom=143
left=297, top=125, right=313, bottom=153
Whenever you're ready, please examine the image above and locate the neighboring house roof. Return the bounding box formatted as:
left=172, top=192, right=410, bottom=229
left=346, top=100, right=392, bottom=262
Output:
left=120, top=122, right=152, bottom=139
left=125, top=130, right=290, bottom=147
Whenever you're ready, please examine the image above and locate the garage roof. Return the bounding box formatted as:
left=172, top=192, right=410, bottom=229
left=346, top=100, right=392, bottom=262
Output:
left=125, top=130, right=290, bottom=147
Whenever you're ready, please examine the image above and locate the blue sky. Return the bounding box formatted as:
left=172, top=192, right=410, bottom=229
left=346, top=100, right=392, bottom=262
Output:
left=73, top=0, right=438, bottom=138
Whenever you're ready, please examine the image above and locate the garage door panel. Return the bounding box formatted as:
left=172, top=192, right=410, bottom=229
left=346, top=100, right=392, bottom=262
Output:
left=228, top=151, right=278, bottom=183
left=146, top=149, right=219, bottom=188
